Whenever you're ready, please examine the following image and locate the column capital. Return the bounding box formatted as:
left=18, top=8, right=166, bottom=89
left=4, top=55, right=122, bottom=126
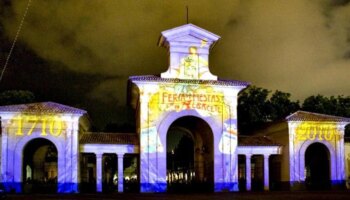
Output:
left=264, top=154, right=270, bottom=159
left=245, top=154, right=252, bottom=159
left=96, top=152, right=103, bottom=159
left=117, top=153, right=125, bottom=158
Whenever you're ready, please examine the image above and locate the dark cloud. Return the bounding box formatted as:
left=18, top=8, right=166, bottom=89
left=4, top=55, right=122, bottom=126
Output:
left=0, top=0, right=349, bottom=128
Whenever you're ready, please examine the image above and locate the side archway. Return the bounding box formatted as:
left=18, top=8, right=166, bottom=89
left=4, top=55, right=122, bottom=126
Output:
left=304, top=142, right=330, bottom=189
left=13, top=136, right=65, bottom=192
left=299, top=140, right=336, bottom=188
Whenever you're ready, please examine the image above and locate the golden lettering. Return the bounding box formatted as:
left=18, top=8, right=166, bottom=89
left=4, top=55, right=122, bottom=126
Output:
left=27, top=117, right=38, bottom=136
left=49, top=119, right=62, bottom=137
left=324, top=128, right=334, bottom=140
left=295, top=124, right=340, bottom=142
left=40, top=118, right=48, bottom=136
left=13, top=115, right=63, bottom=137
left=308, top=126, right=317, bottom=140
left=15, top=117, right=23, bottom=136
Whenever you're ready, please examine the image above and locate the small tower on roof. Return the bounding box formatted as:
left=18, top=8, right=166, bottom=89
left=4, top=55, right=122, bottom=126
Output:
left=158, top=23, right=220, bottom=80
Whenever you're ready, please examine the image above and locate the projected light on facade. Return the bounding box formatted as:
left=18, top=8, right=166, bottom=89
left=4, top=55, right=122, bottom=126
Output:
left=12, top=115, right=65, bottom=137
left=295, top=123, right=341, bottom=141
left=0, top=102, right=87, bottom=193
left=286, top=112, right=348, bottom=189
left=130, top=24, right=249, bottom=192
left=1, top=23, right=350, bottom=194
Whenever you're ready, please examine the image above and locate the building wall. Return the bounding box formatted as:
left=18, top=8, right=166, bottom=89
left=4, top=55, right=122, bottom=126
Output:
left=133, top=81, right=244, bottom=192
left=345, top=142, right=350, bottom=188
left=252, top=122, right=290, bottom=188
left=0, top=112, right=85, bottom=193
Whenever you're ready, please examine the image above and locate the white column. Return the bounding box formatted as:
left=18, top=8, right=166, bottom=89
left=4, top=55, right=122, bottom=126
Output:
left=264, top=154, right=270, bottom=191
left=96, top=153, right=103, bottom=192
left=246, top=154, right=252, bottom=191
left=118, top=154, right=124, bottom=193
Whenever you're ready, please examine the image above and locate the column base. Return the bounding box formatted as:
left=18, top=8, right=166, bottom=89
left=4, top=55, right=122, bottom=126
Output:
left=140, top=182, right=167, bottom=193
left=57, top=182, right=79, bottom=193
left=1, top=182, right=22, bottom=193
left=331, top=180, right=346, bottom=190
left=214, top=182, right=238, bottom=192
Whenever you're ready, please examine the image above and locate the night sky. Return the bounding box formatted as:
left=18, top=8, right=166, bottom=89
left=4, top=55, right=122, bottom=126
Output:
left=0, top=0, right=350, bottom=129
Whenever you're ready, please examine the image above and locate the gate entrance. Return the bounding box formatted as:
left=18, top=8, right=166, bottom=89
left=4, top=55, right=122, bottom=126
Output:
left=166, top=116, right=214, bottom=192
left=22, top=138, right=58, bottom=193
left=305, top=142, right=330, bottom=190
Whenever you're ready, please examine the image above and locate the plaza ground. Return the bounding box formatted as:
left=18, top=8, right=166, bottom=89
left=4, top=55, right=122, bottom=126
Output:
left=4, top=191, right=350, bottom=200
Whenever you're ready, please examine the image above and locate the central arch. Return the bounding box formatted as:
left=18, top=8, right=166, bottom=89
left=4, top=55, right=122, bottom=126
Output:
left=157, top=109, right=223, bottom=192
left=166, top=116, right=214, bottom=192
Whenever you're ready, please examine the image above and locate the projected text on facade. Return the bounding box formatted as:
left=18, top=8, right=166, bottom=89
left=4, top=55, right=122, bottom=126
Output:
left=12, top=115, right=65, bottom=137
left=295, top=123, right=341, bottom=141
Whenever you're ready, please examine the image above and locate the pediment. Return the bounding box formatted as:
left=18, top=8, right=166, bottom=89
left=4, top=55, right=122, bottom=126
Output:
left=158, top=24, right=220, bottom=80
left=158, top=23, right=220, bottom=48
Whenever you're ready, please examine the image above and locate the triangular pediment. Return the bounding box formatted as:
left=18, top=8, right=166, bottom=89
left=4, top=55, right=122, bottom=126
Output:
left=172, top=35, right=205, bottom=43
left=159, top=24, right=220, bottom=80
left=0, top=101, right=87, bottom=115
left=158, top=23, right=220, bottom=48
left=286, top=111, right=350, bottom=123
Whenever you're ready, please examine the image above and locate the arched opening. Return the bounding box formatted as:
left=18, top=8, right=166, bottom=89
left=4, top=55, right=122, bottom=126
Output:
left=22, top=138, right=58, bottom=193
left=305, top=142, right=330, bottom=190
left=166, top=116, right=214, bottom=192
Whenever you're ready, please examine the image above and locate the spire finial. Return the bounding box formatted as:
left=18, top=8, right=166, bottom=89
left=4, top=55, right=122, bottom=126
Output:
left=186, top=6, right=189, bottom=24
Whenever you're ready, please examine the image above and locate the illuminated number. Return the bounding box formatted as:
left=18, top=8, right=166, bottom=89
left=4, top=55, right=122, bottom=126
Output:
left=27, top=117, right=38, bottom=136
left=308, top=126, right=317, bottom=140
left=49, top=119, right=62, bottom=137
left=317, top=126, right=323, bottom=141
left=324, top=127, right=334, bottom=141
left=15, top=117, right=23, bottom=136
left=40, top=118, right=48, bottom=136
left=296, top=128, right=307, bottom=141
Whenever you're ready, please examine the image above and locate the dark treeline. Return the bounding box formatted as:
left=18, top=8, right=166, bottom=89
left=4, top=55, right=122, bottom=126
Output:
left=0, top=86, right=349, bottom=135
left=238, top=86, right=350, bottom=136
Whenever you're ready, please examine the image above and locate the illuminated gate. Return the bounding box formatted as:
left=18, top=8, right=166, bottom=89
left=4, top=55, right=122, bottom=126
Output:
left=22, top=138, right=58, bottom=193
left=0, top=102, right=88, bottom=193
left=166, top=116, right=214, bottom=192
left=305, top=142, right=330, bottom=189
left=129, top=24, right=249, bottom=192
left=286, top=111, right=348, bottom=189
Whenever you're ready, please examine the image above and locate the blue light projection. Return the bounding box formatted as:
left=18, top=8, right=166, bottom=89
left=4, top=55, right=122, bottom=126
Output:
left=132, top=24, right=247, bottom=192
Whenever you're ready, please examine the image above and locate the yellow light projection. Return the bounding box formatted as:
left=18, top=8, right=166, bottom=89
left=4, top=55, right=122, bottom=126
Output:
left=160, top=89, right=225, bottom=114
left=140, top=83, right=234, bottom=153
left=295, top=122, right=341, bottom=142
left=11, top=115, right=65, bottom=137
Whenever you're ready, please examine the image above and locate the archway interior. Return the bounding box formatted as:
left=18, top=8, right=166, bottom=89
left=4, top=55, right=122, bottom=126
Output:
left=22, top=138, right=58, bottom=192
left=166, top=116, right=214, bottom=191
left=80, top=153, right=96, bottom=192
left=305, top=142, right=330, bottom=190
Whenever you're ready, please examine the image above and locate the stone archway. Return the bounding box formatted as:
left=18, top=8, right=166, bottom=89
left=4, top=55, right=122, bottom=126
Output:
left=138, top=102, right=240, bottom=193
left=298, top=140, right=336, bottom=184
left=304, top=142, right=330, bottom=189
left=155, top=109, right=233, bottom=192
left=166, top=116, right=214, bottom=192
left=13, top=136, right=65, bottom=193
left=22, top=138, right=58, bottom=193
